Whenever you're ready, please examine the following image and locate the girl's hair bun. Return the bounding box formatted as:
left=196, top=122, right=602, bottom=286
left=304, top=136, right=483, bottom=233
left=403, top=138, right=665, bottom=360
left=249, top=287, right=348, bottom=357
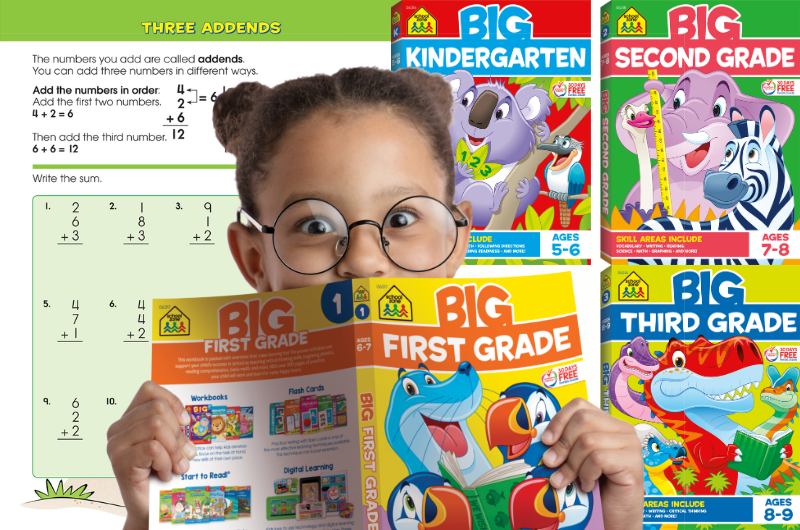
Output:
left=212, top=81, right=271, bottom=156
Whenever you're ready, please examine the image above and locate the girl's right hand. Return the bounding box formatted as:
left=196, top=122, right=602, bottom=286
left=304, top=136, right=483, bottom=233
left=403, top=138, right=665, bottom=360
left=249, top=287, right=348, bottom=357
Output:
left=107, top=381, right=197, bottom=530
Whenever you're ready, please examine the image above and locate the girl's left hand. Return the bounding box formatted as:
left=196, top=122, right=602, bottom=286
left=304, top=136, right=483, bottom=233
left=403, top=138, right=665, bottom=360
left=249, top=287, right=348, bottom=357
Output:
left=541, top=398, right=643, bottom=530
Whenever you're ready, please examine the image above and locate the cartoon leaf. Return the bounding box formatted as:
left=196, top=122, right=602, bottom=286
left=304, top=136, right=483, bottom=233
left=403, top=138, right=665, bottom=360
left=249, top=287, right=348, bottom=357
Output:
left=580, top=214, right=591, bottom=230
left=573, top=199, right=591, bottom=216
left=513, top=77, right=537, bottom=85
left=584, top=98, right=592, bottom=110
left=570, top=98, right=577, bottom=109
left=515, top=223, right=523, bottom=230
left=477, top=259, right=495, bottom=265
left=525, top=206, right=542, bottom=231
left=556, top=97, right=568, bottom=111
left=507, top=259, right=524, bottom=265
left=539, top=207, right=555, bottom=230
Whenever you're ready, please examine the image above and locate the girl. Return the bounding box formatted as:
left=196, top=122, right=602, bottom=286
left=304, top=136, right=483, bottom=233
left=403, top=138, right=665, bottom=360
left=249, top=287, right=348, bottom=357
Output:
left=106, top=67, right=642, bottom=529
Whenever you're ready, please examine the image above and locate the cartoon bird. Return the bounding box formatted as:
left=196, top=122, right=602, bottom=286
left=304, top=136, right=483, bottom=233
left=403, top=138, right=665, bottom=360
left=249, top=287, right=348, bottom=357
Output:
left=508, top=470, right=594, bottom=530
left=537, top=135, right=586, bottom=227
left=485, top=383, right=561, bottom=467
left=387, top=473, right=472, bottom=530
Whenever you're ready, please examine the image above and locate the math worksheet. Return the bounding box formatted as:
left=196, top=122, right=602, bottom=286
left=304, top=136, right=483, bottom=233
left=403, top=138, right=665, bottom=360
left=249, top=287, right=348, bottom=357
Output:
left=1, top=1, right=603, bottom=528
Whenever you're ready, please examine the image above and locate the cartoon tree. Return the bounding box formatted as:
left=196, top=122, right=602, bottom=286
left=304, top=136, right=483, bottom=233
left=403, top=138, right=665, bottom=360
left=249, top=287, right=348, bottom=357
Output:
left=485, top=76, right=591, bottom=231
left=704, top=471, right=731, bottom=495
left=675, top=465, right=698, bottom=495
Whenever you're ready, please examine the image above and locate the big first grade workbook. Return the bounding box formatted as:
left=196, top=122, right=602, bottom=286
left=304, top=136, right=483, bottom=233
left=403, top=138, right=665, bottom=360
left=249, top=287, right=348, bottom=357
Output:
left=148, top=274, right=604, bottom=529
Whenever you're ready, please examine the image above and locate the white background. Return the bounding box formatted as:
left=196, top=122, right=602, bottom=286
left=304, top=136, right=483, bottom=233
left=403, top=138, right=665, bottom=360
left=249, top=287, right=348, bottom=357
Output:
left=0, top=5, right=604, bottom=527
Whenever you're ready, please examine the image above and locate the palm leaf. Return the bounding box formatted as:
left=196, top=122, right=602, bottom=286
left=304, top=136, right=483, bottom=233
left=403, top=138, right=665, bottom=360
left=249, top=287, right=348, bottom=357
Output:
left=539, top=207, right=555, bottom=230
left=525, top=206, right=542, bottom=231
left=573, top=199, right=591, bottom=216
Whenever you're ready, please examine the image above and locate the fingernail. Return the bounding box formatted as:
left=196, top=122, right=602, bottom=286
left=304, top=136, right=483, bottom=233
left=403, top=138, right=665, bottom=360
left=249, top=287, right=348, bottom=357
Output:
left=177, top=458, right=190, bottom=474
left=184, top=441, right=197, bottom=460
left=550, top=471, right=564, bottom=488
left=542, top=430, right=554, bottom=445
left=543, top=449, right=557, bottom=466
left=180, top=410, right=190, bottom=425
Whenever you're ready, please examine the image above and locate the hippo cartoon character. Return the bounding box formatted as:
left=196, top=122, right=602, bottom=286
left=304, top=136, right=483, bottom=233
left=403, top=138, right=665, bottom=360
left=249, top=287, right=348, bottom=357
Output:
left=616, top=69, right=795, bottom=221
left=446, top=70, right=553, bottom=227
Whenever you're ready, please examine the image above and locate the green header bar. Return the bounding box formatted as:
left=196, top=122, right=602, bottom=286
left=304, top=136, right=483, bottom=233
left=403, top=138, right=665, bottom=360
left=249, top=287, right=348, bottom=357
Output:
left=1, top=0, right=393, bottom=41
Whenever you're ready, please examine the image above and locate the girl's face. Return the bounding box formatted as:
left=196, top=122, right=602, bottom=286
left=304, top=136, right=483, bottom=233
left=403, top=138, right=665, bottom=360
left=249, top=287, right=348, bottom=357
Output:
left=229, top=109, right=472, bottom=293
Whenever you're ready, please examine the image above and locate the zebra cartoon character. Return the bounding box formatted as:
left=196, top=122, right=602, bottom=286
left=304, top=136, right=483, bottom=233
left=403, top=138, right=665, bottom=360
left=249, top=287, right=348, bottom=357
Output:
left=634, top=105, right=794, bottom=265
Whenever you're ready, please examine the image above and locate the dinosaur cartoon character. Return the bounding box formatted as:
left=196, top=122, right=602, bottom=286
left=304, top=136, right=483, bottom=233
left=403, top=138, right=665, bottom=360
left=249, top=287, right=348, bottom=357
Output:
left=635, top=424, right=686, bottom=496
left=385, top=362, right=492, bottom=485
left=755, top=365, right=798, bottom=490
left=644, top=335, right=764, bottom=495
left=485, top=383, right=561, bottom=467
left=609, top=336, right=661, bottom=423
left=446, top=70, right=552, bottom=227
left=616, top=69, right=795, bottom=222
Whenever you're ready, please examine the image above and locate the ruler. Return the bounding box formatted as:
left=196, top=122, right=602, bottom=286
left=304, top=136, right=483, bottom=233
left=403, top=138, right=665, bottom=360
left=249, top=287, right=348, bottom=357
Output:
left=648, top=69, right=673, bottom=216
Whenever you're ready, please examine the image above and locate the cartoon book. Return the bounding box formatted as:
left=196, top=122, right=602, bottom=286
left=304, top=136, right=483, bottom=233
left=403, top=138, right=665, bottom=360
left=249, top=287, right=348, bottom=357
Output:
left=239, top=406, right=254, bottom=439
left=270, top=403, right=277, bottom=435
left=225, top=406, right=240, bottom=440
left=300, top=395, right=318, bottom=434
left=171, top=489, right=186, bottom=523
left=391, top=0, right=592, bottom=263
left=438, top=452, right=532, bottom=530
left=184, top=486, right=210, bottom=523
left=209, top=486, right=224, bottom=522
left=318, top=395, right=333, bottom=431
left=224, top=487, right=238, bottom=520
left=275, top=403, right=285, bottom=434
left=189, top=405, right=211, bottom=445
left=729, top=429, right=794, bottom=480
left=210, top=406, right=226, bottom=442
left=333, top=395, right=346, bottom=427
left=159, top=490, right=172, bottom=522
left=284, top=399, right=300, bottom=435
left=237, top=486, right=251, bottom=517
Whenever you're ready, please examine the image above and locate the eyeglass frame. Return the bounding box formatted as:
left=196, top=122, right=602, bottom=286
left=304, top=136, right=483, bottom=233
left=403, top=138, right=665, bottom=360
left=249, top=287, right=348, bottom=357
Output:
left=236, top=195, right=470, bottom=275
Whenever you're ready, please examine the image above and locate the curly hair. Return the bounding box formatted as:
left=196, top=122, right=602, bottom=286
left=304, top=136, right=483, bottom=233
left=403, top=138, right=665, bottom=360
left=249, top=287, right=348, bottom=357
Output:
left=212, top=67, right=456, bottom=219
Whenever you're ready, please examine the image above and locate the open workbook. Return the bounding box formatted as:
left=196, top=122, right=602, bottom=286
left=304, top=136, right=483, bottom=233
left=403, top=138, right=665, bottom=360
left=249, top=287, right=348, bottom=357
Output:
left=148, top=273, right=602, bottom=528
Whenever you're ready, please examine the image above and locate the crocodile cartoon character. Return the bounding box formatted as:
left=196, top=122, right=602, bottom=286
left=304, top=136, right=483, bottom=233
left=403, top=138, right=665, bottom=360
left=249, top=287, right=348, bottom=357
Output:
left=755, top=365, right=798, bottom=490
left=644, top=336, right=764, bottom=495
left=609, top=336, right=661, bottom=423
left=385, top=362, right=492, bottom=486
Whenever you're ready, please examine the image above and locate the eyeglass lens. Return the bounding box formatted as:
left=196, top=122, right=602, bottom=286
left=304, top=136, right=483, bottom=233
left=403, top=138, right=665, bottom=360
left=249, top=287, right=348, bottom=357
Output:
left=271, top=197, right=458, bottom=274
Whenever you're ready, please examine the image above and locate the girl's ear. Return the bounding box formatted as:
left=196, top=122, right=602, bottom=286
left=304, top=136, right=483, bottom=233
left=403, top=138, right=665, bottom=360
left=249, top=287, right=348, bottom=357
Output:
left=446, top=199, right=473, bottom=278
left=228, top=222, right=272, bottom=292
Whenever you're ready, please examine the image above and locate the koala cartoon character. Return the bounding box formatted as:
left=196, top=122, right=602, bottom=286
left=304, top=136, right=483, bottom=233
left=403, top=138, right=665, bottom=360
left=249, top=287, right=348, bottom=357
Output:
left=445, top=70, right=553, bottom=227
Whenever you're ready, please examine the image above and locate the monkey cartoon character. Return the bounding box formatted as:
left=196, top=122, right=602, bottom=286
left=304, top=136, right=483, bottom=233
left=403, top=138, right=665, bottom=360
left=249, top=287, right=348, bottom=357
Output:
left=445, top=70, right=553, bottom=227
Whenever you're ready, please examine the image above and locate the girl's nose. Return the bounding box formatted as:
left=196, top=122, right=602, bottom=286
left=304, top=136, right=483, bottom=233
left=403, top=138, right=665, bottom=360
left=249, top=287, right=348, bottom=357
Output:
left=335, top=224, right=391, bottom=278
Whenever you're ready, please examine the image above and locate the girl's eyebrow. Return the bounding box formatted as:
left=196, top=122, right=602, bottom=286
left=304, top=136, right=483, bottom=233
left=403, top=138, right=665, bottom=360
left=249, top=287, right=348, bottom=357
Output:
left=280, top=185, right=430, bottom=209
